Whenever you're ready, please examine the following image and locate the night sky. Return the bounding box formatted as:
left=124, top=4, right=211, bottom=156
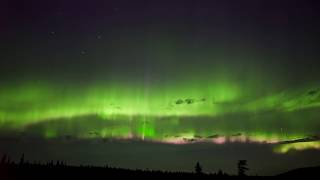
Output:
left=1, top=0, right=320, bottom=175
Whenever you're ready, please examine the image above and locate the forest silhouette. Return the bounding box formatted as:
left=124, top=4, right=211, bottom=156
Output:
left=0, top=154, right=318, bottom=179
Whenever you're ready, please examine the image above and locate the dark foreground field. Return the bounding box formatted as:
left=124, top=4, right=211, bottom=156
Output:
left=0, top=156, right=319, bottom=179
left=2, top=163, right=227, bottom=180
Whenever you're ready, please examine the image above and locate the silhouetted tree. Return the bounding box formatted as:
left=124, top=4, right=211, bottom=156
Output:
left=6, top=157, right=12, bottom=165
left=238, top=160, right=249, bottom=176
left=19, top=153, right=25, bottom=166
left=195, top=162, right=202, bottom=174
left=1, top=154, right=7, bottom=164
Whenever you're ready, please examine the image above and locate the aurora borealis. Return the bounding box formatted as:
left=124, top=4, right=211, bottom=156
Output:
left=1, top=0, right=320, bottom=175
left=0, top=80, right=320, bottom=155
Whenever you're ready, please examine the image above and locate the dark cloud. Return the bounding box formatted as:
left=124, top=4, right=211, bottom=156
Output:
left=307, top=89, right=319, bottom=96
left=231, top=133, right=242, bottom=137
left=194, top=135, right=203, bottom=139
left=175, top=99, right=184, bottom=105
left=183, top=138, right=196, bottom=142
left=206, top=135, right=220, bottom=139
left=278, top=136, right=320, bottom=145
left=185, top=98, right=194, bottom=104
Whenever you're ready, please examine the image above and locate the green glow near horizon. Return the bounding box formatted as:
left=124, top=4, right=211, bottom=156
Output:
left=0, top=80, right=319, bottom=153
left=274, top=142, right=320, bottom=154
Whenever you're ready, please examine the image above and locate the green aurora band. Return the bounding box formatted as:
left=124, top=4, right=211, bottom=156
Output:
left=0, top=79, right=320, bottom=154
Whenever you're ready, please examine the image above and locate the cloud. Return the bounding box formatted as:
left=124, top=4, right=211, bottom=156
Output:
left=175, top=99, right=184, bottom=105
left=206, top=134, right=220, bottom=139
left=307, top=89, right=319, bottom=96
left=278, top=135, right=320, bottom=144
left=185, top=98, right=194, bottom=104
